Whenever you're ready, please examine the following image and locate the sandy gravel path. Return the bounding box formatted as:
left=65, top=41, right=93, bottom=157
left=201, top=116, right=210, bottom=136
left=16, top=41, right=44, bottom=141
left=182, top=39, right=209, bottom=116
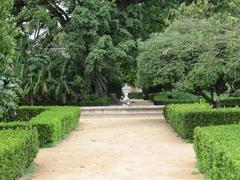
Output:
left=22, top=115, right=203, bottom=180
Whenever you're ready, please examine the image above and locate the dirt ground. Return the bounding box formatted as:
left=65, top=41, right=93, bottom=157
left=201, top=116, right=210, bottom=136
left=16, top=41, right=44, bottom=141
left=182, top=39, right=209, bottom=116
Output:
left=22, top=115, right=203, bottom=180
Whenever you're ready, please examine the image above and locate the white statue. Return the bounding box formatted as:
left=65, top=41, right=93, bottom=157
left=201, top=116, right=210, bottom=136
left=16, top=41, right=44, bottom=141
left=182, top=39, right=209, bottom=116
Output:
left=122, top=83, right=131, bottom=105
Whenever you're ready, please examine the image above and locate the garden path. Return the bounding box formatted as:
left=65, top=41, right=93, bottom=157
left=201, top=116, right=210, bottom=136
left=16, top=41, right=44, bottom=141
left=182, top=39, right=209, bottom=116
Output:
left=22, top=106, right=203, bottom=180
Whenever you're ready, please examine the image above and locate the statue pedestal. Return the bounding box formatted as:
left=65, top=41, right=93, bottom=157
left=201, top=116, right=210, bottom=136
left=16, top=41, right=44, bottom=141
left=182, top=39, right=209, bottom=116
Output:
left=122, top=83, right=131, bottom=106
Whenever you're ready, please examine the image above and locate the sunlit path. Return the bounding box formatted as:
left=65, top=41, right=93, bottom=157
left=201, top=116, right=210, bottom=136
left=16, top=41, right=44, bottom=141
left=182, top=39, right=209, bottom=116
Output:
left=22, top=106, right=203, bottom=180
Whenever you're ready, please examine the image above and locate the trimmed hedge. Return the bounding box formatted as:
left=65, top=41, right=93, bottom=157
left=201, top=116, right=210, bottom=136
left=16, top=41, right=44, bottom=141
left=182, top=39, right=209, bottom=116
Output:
left=4, top=106, right=44, bottom=122
left=149, top=91, right=200, bottom=105
left=194, top=125, right=240, bottom=179
left=80, top=96, right=111, bottom=106
left=30, top=106, right=80, bottom=146
left=153, top=98, right=198, bottom=105
left=0, top=106, right=80, bottom=147
left=0, top=129, right=39, bottom=180
left=128, top=92, right=144, bottom=99
left=164, top=103, right=240, bottom=139
left=221, top=97, right=240, bottom=107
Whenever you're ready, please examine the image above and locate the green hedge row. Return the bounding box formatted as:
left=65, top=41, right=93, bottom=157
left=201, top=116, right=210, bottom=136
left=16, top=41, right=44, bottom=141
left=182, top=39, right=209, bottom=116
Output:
left=30, top=106, right=80, bottom=146
left=164, top=103, right=240, bottom=139
left=80, top=96, right=111, bottom=106
left=5, top=107, right=44, bottom=122
left=221, top=97, right=240, bottom=107
left=149, top=91, right=200, bottom=105
left=153, top=98, right=198, bottom=105
left=0, top=106, right=80, bottom=147
left=194, top=125, right=240, bottom=179
left=128, top=92, right=144, bottom=99
left=0, top=129, right=39, bottom=180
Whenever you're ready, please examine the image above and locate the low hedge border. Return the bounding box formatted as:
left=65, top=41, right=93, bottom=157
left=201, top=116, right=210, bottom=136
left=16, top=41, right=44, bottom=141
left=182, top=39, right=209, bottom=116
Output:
left=221, top=97, right=240, bottom=107
left=149, top=91, right=200, bottom=105
left=164, top=103, right=240, bottom=139
left=0, top=129, right=39, bottom=180
left=0, top=106, right=80, bottom=147
left=79, top=96, right=111, bottom=106
left=128, top=92, right=144, bottom=99
left=6, top=107, right=45, bottom=122
left=194, top=125, right=240, bottom=179
left=153, top=98, right=199, bottom=105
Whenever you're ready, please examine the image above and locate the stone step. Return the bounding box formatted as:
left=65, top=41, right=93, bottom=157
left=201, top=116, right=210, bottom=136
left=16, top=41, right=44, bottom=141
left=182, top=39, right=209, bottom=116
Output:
left=81, top=105, right=164, bottom=116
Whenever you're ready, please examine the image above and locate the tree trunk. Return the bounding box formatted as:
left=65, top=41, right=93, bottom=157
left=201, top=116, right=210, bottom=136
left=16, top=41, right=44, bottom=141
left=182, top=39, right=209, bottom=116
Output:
left=30, top=92, right=34, bottom=106
left=216, top=100, right=222, bottom=108
left=197, top=91, right=214, bottom=105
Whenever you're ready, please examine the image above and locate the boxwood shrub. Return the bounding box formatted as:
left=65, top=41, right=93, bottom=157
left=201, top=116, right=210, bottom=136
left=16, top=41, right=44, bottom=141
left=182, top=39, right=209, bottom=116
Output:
left=164, top=103, right=240, bottom=139
left=128, top=92, right=144, bottom=99
left=221, top=97, right=240, bottom=107
left=0, top=129, right=39, bottom=180
left=194, top=125, right=240, bottom=179
left=149, top=91, right=200, bottom=105
left=4, top=106, right=45, bottom=122
left=0, top=106, right=80, bottom=147
left=80, top=96, right=111, bottom=106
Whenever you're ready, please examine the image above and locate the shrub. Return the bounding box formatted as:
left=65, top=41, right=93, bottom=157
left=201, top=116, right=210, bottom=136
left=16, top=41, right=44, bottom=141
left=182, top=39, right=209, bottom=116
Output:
left=80, top=96, right=111, bottom=106
left=0, top=106, right=80, bottom=147
left=0, top=129, right=39, bottom=180
left=221, top=97, right=240, bottom=107
left=150, top=91, right=200, bottom=105
left=153, top=98, right=198, bottom=105
left=30, top=106, right=80, bottom=146
left=194, top=125, right=240, bottom=179
left=4, top=106, right=44, bottom=122
left=164, top=103, right=240, bottom=139
left=128, top=92, right=143, bottom=99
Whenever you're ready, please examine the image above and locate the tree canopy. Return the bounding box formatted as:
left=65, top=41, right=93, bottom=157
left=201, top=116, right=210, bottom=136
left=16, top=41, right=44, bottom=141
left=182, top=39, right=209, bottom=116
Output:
left=1, top=0, right=239, bottom=109
left=137, top=0, right=240, bottom=107
left=11, top=0, right=193, bottom=105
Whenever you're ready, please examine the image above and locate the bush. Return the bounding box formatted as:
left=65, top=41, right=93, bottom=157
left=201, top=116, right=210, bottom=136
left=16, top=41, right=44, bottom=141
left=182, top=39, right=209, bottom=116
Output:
left=164, top=103, right=240, bottom=139
left=128, top=92, right=143, bottom=99
left=29, top=106, right=80, bottom=146
left=0, top=129, right=39, bottom=180
left=194, top=124, right=240, bottom=179
left=150, top=91, right=200, bottom=105
left=153, top=98, right=199, bottom=105
left=4, top=106, right=44, bottom=122
left=80, top=96, right=111, bottom=106
left=221, top=97, right=240, bottom=107
left=0, top=106, right=80, bottom=147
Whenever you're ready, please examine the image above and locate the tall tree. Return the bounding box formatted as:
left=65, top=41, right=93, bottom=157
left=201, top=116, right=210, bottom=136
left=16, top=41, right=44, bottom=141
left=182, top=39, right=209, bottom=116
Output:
left=12, top=0, right=199, bottom=104
left=137, top=1, right=240, bottom=107
left=0, top=0, right=18, bottom=118
left=65, top=0, right=139, bottom=96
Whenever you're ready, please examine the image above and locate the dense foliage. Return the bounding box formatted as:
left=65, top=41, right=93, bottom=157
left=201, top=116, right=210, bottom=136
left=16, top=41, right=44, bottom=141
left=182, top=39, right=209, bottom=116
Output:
left=194, top=124, right=240, bottom=179
left=1, top=0, right=239, bottom=108
left=0, top=0, right=18, bottom=118
left=137, top=0, right=240, bottom=107
left=8, top=0, right=197, bottom=106
left=65, top=0, right=139, bottom=96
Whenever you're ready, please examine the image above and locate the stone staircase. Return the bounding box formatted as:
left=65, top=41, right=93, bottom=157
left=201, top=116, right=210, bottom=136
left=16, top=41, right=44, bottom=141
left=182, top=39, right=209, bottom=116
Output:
left=81, top=100, right=164, bottom=116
